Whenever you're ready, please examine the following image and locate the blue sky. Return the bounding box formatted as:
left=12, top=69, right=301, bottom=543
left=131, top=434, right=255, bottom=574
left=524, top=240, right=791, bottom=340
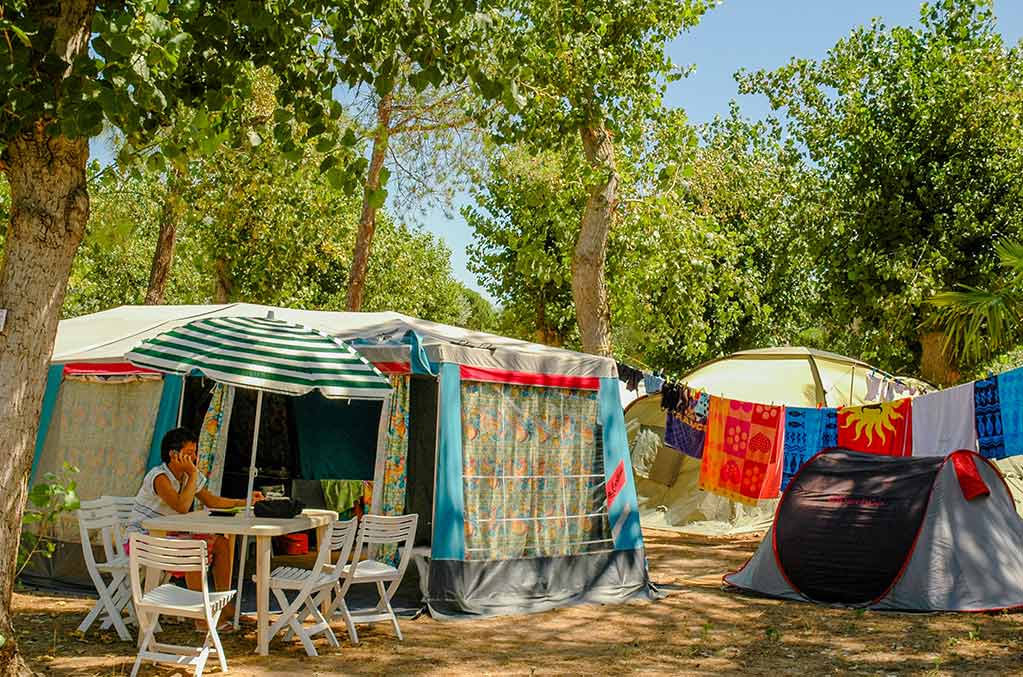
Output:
left=434, top=0, right=1023, bottom=300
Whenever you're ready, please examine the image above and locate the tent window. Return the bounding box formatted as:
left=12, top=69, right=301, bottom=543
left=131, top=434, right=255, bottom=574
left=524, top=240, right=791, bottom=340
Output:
left=461, top=381, right=612, bottom=560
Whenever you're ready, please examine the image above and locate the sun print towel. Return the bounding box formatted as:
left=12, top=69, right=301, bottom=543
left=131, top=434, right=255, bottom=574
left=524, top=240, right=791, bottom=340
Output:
left=699, top=396, right=785, bottom=506
left=837, top=398, right=913, bottom=456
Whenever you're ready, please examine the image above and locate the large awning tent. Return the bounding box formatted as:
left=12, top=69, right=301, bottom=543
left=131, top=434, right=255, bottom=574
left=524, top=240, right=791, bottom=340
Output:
left=627, top=347, right=933, bottom=536
left=27, top=304, right=650, bottom=618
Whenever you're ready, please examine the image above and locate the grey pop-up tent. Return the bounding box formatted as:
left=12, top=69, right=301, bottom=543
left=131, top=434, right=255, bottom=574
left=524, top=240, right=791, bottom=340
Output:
left=725, top=448, right=1023, bottom=611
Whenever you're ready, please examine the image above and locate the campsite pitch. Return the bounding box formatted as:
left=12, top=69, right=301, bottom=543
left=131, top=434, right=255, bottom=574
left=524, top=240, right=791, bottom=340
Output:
left=14, top=529, right=1023, bottom=675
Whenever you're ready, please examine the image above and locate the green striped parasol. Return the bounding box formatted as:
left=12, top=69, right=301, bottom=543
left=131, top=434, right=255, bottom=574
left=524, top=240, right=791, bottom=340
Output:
left=126, top=315, right=391, bottom=399
left=128, top=313, right=391, bottom=628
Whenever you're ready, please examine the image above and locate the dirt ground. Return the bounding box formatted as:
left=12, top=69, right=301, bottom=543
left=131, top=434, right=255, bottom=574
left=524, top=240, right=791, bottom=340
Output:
left=13, top=528, right=1023, bottom=676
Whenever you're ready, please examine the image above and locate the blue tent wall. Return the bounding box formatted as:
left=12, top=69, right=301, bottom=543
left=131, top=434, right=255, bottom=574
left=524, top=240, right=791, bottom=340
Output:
left=29, top=365, right=66, bottom=484
left=146, top=375, right=184, bottom=470
left=431, top=362, right=465, bottom=560
left=599, top=377, right=643, bottom=551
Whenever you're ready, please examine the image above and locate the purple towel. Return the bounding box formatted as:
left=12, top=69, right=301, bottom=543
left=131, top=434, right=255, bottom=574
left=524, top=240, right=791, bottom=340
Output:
left=664, top=392, right=710, bottom=459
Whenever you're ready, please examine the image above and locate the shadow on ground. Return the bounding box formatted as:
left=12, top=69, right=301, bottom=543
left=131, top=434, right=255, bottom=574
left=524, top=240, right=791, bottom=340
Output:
left=14, top=529, right=1023, bottom=676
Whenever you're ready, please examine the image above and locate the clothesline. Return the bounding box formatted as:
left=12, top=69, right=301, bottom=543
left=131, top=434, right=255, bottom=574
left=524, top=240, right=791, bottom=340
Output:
left=659, top=364, right=1023, bottom=506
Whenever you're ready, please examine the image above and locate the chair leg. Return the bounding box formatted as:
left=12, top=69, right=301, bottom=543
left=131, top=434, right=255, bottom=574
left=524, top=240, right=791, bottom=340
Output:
left=103, top=572, right=133, bottom=641
left=207, top=609, right=229, bottom=674
left=77, top=599, right=104, bottom=634
left=131, top=611, right=158, bottom=677
left=271, top=588, right=318, bottom=657
left=327, top=582, right=359, bottom=645
left=376, top=581, right=402, bottom=641
left=306, top=591, right=338, bottom=649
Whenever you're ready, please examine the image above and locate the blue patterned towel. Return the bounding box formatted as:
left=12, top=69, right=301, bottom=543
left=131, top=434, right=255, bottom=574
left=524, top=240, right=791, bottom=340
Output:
left=782, top=407, right=838, bottom=490
left=976, top=375, right=1005, bottom=459
left=997, top=368, right=1023, bottom=458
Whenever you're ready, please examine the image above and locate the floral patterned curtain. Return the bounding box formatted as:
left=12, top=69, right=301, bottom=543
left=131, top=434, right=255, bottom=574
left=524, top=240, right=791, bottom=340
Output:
left=377, top=374, right=411, bottom=563
left=197, top=383, right=234, bottom=495
left=461, top=381, right=612, bottom=561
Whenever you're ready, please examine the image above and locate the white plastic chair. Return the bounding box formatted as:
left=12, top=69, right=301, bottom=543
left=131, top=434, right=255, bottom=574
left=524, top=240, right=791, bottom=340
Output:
left=76, top=497, right=134, bottom=641
left=264, top=518, right=358, bottom=656
left=128, top=534, right=235, bottom=677
left=328, top=513, right=418, bottom=644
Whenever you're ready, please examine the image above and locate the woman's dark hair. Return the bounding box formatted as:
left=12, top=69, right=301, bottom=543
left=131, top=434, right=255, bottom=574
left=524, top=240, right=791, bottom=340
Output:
left=160, top=427, right=198, bottom=464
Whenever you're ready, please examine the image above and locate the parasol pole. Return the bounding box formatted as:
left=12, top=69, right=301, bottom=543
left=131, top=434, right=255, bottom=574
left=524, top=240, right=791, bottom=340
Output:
left=233, top=389, right=264, bottom=628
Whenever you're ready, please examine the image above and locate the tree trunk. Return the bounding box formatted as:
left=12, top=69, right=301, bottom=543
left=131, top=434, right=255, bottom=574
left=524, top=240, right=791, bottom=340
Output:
left=144, top=167, right=185, bottom=305
left=0, top=2, right=94, bottom=672
left=346, top=92, right=393, bottom=312
left=0, top=132, right=90, bottom=675
left=920, top=331, right=960, bottom=387
left=573, top=119, right=617, bottom=357
left=213, top=257, right=233, bottom=303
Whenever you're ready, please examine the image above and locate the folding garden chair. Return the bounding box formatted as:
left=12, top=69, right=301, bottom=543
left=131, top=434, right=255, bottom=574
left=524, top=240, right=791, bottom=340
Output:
left=76, top=497, right=134, bottom=641
left=128, top=534, right=235, bottom=677
left=328, top=513, right=418, bottom=644
left=265, top=518, right=358, bottom=657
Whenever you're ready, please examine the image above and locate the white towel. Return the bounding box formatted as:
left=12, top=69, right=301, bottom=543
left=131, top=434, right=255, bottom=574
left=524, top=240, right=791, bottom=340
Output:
left=911, top=383, right=977, bottom=457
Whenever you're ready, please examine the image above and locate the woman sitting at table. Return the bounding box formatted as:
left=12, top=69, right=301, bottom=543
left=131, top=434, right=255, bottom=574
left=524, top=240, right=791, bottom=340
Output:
left=126, top=427, right=262, bottom=629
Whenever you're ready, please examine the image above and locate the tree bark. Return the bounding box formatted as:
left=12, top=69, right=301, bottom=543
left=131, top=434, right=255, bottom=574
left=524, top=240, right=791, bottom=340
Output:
left=0, top=131, right=90, bottom=675
left=346, top=92, right=393, bottom=312
left=573, top=119, right=617, bottom=357
left=0, top=2, right=94, bottom=673
left=144, top=167, right=185, bottom=305
left=920, top=331, right=961, bottom=386
left=213, top=257, right=233, bottom=303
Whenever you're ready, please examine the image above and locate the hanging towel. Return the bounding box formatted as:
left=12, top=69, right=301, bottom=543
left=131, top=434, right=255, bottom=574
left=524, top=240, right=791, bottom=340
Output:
left=664, top=391, right=711, bottom=459
left=837, top=398, right=913, bottom=456
left=699, top=397, right=785, bottom=506
left=644, top=372, right=665, bottom=395
left=998, top=367, right=1023, bottom=458
left=911, top=383, right=978, bottom=457
left=782, top=407, right=838, bottom=490
left=975, top=375, right=1006, bottom=459
left=321, top=479, right=365, bottom=516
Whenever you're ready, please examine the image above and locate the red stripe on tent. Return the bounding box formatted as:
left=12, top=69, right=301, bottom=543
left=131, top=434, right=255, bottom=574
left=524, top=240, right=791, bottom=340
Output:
left=63, top=362, right=160, bottom=376
left=458, top=365, right=601, bottom=390
left=372, top=361, right=410, bottom=375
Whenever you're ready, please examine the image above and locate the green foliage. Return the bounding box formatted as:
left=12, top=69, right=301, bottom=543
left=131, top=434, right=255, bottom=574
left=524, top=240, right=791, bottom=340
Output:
left=63, top=145, right=489, bottom=326
left=18, top=463, right=80, bottom=578
left=738, top=0, right=1023, bottom=373
left=476, top=0, right=715, bottom=144
left=468, top=108, right=821, bottom=372
left=930, top=239, right=1023, bottom=365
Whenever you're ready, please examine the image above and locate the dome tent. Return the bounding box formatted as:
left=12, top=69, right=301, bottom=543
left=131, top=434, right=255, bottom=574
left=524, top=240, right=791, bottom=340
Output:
left=627, top=347, right=931, bottom=536
left=725, top=448, right=1023, bottom=612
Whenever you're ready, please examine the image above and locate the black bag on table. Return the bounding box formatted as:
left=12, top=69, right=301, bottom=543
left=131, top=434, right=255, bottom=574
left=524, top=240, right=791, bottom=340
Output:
left=253, top=497, right=305, bottom=519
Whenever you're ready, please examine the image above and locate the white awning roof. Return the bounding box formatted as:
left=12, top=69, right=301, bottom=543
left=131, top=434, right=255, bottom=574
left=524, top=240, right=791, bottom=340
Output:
left=52, top=304, right=616, bottom=378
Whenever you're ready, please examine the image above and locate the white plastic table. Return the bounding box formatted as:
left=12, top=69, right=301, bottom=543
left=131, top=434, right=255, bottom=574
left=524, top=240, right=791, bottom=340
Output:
left=142, top=508, right=337, bottom=656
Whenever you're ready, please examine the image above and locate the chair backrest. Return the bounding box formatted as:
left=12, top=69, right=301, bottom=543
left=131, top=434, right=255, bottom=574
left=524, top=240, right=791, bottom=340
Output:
left=350, top=514, right=418, bottom=577
left=107, top=495, right=137, bottom=556
left=77, top=497, right=121, bottom=568
left=325, top=519, right=358, bottom=580
left=128, top=534, right=209, bottom=606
